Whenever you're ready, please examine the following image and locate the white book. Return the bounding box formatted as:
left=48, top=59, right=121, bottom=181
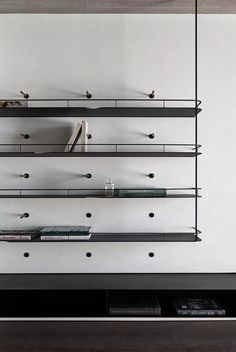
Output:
left=65, top=123, right=82, bottom=152
left=0, top=235, right=31, bottom=240
left=20, top=235, right=33, bottom=240
left=68, top=234, right=91, bottom=240
left=81, top=120, right=88, bottom=152
left=40, top=235, right=69, bottom=241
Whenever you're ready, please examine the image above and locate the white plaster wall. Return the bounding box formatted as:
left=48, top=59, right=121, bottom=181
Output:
left=0, top=14, right=235, bottom=273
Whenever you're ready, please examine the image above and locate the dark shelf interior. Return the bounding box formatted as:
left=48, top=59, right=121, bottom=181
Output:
left=0, top=107, right=202, bottom=118
left=0, top=289, right=234, bottom=319
left=1, top=232, right=201, bottom=243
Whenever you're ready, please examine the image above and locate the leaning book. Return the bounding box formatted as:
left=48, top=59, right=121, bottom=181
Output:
left=173, top=298, right=225, bottom=316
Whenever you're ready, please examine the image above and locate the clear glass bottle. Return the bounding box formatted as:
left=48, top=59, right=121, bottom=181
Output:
left=105, top=178, right=115, bottom=197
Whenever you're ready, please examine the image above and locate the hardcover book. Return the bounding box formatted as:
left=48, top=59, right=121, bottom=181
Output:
left=118, top=189, right=167, bottom=198
left=40, top=234, right=92, bottom=241
left=173, top=298, right=225, bottom=316
left=81, top=120, right=88, bottom=152
left=65, top=123, right=82, bottom=152
left=40, top=226, right=92, bottom=241
left=40, top=226, right=91, bottom=234
left=40, top=235, right=69, bottom=241
left=109, top=292, right=161, bottom=316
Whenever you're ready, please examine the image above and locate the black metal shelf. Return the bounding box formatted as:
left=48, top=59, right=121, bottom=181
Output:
left=0, top=151, right=201, bottom=157
left=0, top=273, right=234, bottom=291
left=0, top=98, right=202, bottom=118
left=0, top=143, right=201, bottom=158
left=0, top=107, right=202, bottom=118
left=1, top=232, right=201, bottom=243
left=0, top=188, right=200, bottom=198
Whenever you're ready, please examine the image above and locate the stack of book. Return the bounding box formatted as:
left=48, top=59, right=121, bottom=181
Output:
left=40, top=226, right=92, bottom=241
left=173, top=298, right=225, bottom=317
left=0, top=230, right=39, bottom=241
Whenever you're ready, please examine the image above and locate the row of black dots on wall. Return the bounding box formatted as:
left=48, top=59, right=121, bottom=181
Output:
left=19, top=90, right=156, bottom=100
left=22, top=251, right=155, bottom=258
left=20, top=212, right=156, bottom=219
left=19, top=133, right=156, bottom=140
left=19, top=173, right=156, bottom=179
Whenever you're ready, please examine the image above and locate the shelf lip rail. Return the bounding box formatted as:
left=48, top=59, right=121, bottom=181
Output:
left=0, top=143, right=202, bottom=154
left=0, top=187, right=202, bottom=198
left=0, top=231, right=202, bottom=243
left=0, top=98, right=202, bottom=107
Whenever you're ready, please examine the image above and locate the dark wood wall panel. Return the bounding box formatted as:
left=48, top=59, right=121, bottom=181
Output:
left=0, top=322, right=236, bottom=352
left=0, top=0, right=236, bottom=14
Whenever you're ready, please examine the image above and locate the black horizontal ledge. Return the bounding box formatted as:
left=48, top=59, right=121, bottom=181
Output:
left=0, top=188, right=201, bottom=199
left=1, top=273, right=234, bottom=291
left=1, top=233, right=201, bottom=243
left=0, top=152, right=201, bottom=157
left=0, top=194, right=200, bottom=199
left=0, top=107, right=202, bottom=118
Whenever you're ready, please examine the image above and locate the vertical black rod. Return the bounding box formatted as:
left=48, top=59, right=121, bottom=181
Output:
left=195, top=0, right=198, bottom=240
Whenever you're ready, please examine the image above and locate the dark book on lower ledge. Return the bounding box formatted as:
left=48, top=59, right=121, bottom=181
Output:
left=109, top=292, right=161, bottom=316
left=173, top=298, right=225, bottom=316
left=118, top=189, right=167, bottom=198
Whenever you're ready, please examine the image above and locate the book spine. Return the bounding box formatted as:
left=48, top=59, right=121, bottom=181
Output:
left=40, top=235, right=69, bottom=240
left=81, top=121, right=88, bottom=152
left=177, top=309, right=225, bottom=316
left=0, top=235, right=31, bottom=240
left=68, top=235, right=91, bottom=240
left=19, top=235, right=32, bottom=240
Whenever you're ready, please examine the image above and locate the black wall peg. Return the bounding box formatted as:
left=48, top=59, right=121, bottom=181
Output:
left=21, top=173, right=29, bottom=179
left=20, top=91, right=29, bottom=99
left=149, top=90, right=155, bottom=99
left=87, top=134, right=92, bottom=139
left=149, top=252, right=155, bottom=258
left=85, top=173, right=92, bottom=179
left=149, top=212, right=155, bottom=218
left=149, top=133, right=155, bottom=139
left=86, top=212, right=92, bottom=218
left=149, top=173, right=155, bottom=179
left=86, top=91, right=92, bottom=99
left=20, top=133, right=30, bottom=139
left=20, top=212, right=29, bottom=219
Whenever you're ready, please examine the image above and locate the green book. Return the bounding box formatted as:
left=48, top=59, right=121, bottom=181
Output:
left=118, top=189, right=167, bottom=198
